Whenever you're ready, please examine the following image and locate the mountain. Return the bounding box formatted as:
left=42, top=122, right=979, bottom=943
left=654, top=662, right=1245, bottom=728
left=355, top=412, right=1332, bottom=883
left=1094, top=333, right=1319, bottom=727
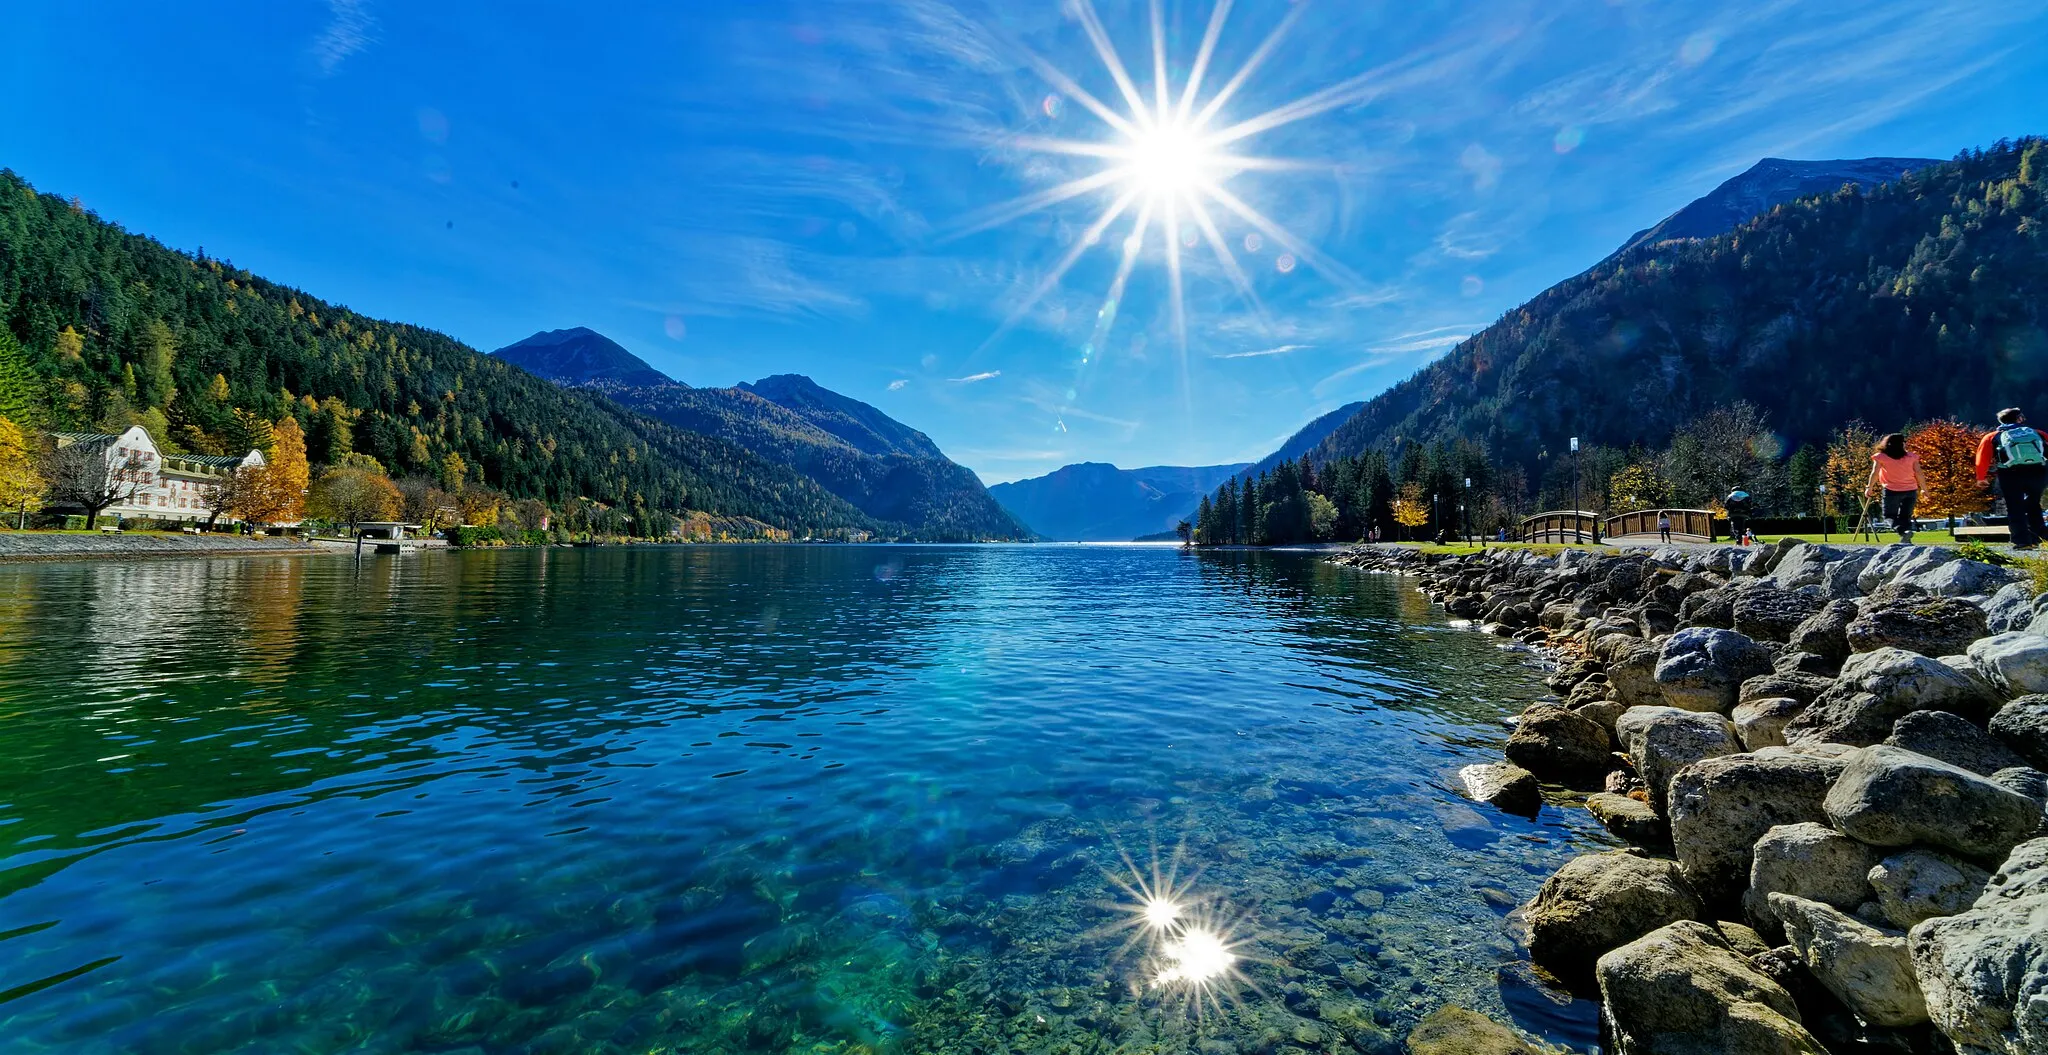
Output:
left=1608, top=156, right=1939, bottom=261
left=0, top=168, right=879, bottom=535
left=490, top=332, right=1027, bottom=540
left=490, top=326, right=672, bottom=387
left=989, top=462, right=1248, bottom=541
left=1314, top=139, right=2048, bottom=473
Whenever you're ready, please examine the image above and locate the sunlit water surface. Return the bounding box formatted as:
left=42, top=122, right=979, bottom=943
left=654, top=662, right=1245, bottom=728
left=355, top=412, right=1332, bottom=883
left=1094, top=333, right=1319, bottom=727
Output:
left=0, top=546, right=1610, bottom=1054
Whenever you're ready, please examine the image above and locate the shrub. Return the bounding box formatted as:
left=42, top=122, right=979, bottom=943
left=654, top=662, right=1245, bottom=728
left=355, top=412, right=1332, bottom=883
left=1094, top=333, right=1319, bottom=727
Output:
left=1955, top=540, right=2013, bottom=566
left=451, top=525, right=506, bottom=547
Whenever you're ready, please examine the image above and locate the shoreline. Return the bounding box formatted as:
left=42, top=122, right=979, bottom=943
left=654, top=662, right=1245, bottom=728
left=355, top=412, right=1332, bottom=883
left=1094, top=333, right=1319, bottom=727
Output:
left=0, top=533, right=329, bottom=565
left=1327, top=540, right=2047, bottom=1054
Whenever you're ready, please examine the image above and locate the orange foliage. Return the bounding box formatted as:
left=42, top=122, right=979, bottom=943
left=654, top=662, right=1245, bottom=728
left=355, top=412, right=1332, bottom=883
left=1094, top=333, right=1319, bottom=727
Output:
left=1908, top=419, right=1991, bottom=519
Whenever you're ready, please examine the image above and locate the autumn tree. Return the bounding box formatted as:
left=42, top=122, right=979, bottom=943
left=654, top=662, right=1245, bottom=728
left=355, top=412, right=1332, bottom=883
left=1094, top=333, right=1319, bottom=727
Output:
left=308, top=465, right=402, bottom=532
left=195, top=467, right=258, bottom=531
left=1909, top=419, right=1992, bottom=525
left=1822, top=421, right=1878, bottom=519
left=1607, top=462, right=1672, bottom=512
left=397, top=476, right=455, bottom=533
left=0, top=417, right=44, bottom=527
left=41, top=441, right=145, bottom=529
left=1392, top=482, right=1430, bottom=540
left=242, top=418, right=309, bottom=527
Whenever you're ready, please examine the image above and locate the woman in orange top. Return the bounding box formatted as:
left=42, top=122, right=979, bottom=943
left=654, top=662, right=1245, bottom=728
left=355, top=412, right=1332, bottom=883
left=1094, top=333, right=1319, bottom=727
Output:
left=1864, top=433, right=1925, bottom=543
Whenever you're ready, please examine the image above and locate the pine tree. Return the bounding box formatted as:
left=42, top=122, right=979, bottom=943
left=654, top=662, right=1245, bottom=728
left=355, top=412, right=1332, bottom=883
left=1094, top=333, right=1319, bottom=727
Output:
left=0, top=331, right=43, bottom=427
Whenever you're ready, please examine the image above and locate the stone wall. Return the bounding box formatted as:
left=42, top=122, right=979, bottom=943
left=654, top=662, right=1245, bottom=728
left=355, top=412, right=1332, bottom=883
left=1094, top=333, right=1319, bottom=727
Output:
left=0, top=532, right=317, bottom=562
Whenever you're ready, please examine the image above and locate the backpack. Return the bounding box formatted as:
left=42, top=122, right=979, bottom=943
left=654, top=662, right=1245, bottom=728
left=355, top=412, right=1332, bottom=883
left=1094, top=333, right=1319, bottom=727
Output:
left=1998, top=425, right=2047, bottom=468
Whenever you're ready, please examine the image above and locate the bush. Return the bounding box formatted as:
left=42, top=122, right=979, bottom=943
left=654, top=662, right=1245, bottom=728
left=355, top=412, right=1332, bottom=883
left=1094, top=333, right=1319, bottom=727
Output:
left=1955, top=540, right=2013, bottom=566
left=451, top=525, right=506, bottom=547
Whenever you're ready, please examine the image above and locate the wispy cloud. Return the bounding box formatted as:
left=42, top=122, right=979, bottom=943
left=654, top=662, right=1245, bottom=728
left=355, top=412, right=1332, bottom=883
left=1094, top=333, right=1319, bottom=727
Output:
left=1213, top=344, right=1309, bottom=360
left=311, top=0, right=376, bottom=76
left=950, top=370, right=1001, bottom=383
left=887, top=379, right=909, bottom=391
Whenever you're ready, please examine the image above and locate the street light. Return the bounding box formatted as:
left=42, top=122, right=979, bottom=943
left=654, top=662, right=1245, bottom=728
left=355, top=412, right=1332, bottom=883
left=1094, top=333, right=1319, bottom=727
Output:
left=1818, top=483, right=1829, bottom=542
left=1570, top=436, right=1581, bottom=544
left=1463, top=476, right=1472, bottom=547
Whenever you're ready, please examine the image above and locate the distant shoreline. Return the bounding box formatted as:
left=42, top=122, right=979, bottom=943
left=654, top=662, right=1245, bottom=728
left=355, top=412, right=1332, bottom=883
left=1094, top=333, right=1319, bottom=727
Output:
left=0, top=533, right=326, bottom=565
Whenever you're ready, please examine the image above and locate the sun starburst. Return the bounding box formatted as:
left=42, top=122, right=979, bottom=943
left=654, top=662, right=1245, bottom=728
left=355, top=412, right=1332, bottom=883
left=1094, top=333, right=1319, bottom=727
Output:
left=959, top=0, right=1374, bottom=415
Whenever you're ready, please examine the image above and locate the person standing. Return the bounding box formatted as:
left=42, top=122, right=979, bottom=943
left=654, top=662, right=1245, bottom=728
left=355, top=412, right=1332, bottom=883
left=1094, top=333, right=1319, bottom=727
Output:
left=1724, top=489, right=1754, bottom=545
left=1657, top=513, right=1672, bottom=543
left=1977, top=408, right=2047, bottom=550
left=1864, top=433, right=1925, bottom=543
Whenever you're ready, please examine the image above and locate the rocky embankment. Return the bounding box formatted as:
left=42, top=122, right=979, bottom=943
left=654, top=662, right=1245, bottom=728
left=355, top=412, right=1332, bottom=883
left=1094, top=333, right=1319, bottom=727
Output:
left=0, top=532, right=317, bottom=562
left=1331, top=541, right=2048, bottom=1055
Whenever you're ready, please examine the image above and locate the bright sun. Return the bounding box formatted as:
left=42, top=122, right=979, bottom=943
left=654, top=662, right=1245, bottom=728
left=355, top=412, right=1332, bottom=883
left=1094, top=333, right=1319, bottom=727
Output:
left=1119, top=119, right=1217, bottom=201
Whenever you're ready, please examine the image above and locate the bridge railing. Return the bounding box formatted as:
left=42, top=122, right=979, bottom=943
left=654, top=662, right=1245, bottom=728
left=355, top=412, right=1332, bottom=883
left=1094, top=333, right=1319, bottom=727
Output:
left=1519, top=510, right=1603, bottom=544
left=1603, top=508, right=1717, bottom=542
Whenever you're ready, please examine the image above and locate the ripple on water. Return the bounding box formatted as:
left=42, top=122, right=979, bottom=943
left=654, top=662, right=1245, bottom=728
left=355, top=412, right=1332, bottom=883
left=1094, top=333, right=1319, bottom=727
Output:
left=0, top=546, right=1608, bottom=1052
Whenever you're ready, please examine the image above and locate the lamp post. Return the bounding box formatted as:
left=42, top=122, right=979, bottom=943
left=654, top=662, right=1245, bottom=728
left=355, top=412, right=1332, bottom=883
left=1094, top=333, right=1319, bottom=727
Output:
left=1570, top=436, right=1581, bottom=544
left=1819, top=483, right=1829, bottom=542
left=1463, top=476, right=1472, bottom=547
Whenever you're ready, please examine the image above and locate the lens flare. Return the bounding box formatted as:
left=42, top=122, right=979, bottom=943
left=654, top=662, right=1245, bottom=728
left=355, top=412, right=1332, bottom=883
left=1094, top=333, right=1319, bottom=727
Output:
left=1153, top=925, right=1236, bottom=987
left=1140, top=894, right=1182, bottom=931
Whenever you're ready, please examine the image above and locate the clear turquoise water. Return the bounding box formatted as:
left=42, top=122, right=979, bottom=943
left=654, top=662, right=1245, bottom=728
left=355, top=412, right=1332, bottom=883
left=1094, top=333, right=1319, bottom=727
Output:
left=0, top=546, right=1607, bottom=1054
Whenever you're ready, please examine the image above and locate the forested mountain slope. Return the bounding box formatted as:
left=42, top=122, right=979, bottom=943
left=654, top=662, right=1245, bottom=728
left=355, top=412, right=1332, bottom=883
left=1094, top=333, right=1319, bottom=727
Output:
left=989, top=461, right=1247, bottom=541
left=1608, top=156, right=1937, bottom=260
left=492, top=330, right=1027, bottom=540
left=1316, top=139, right=2048, bottom=473
left=0, top=169, right=877, bottom=533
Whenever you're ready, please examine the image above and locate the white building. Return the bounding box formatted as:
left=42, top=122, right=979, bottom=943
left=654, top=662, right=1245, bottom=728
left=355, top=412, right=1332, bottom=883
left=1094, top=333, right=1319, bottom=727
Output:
left=48, top=425, right=267, bottom=524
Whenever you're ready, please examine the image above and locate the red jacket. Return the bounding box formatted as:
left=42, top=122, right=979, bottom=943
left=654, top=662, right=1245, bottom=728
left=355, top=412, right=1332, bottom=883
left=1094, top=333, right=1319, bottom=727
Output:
left=1978, top=430, right=2000, bottom=482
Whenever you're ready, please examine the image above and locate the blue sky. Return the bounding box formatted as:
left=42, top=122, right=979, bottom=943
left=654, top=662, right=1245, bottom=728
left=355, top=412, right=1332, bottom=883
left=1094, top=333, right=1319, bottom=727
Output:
left=4, top=2, right=2046, bottom=483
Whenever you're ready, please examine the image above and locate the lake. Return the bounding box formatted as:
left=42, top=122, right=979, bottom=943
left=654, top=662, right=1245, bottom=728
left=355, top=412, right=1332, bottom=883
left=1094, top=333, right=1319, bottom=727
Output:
left=0, top=545, right=1610, bottom=1054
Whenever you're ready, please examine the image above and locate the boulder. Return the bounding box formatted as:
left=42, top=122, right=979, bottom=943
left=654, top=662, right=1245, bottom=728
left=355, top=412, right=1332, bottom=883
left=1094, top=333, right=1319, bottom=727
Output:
left=1823, top=746, right=2042, bottom=861
left=1786, top=600, right=1859, bottom=663
left=1744, top=822, right=1878, bottom=934
left=1734, top=588, right=1825, bottom=643
left=1617, top=706, right=1743, bottom=812
left=1867, top=849, right=1992, bottom=930
left=1572, top=698, right=1629, bottom=737
left=1525, top=851, right=1704, bottom=985
left=1857, top=544, right=1953, bottom=593
left=1503, top=705, right=1613, bottom=787
left=1846, top=594, right=1990, bottom=658
left=1764, top=543, right=1844, bottom=591
left=1679, top=587, right=1736, bottom=630
left=1768, top=893, right=1928, bottom=1027
left=1605, top=636, right=1668, bottom=708
left=1967, top=632, right=2048, bottom=699
left=1404, top=1005, right=1541, bottom=1055
left=1907, top=838, right=2048, bottom=1055
left=1990, top=695, right=2048, bottom=770
left=1732, top=697, right=1805, bottom=751
left=1821, top=553, right=1874, bottom=600
left=1667, top=749, right=1846, bottom=906
left=1738, top=672, right=1833, bottom=708
left=1895, top=557, right=2023, bottom=598
left=1655, top=628, right=1776, bottom=713
left=1774, top=650, right=1837, bottom=677
left=1458, top=762, right=1541, bottom=816
left=1991, top=766, right=2048, bottom=817
left=1984, top=583, right=2038, bottom=636
left=1586, top=792, right=1668, bottom=849
left=1784, top=648, right=1992, bottom=748
left=1596, top=921, right=1825, bottom=1055
left=1884, top=710, right=2027, bottom=776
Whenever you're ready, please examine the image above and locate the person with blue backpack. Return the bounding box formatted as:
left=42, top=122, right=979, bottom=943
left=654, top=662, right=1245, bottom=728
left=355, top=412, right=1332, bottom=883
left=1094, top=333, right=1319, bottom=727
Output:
left=1976, top=408, right=2047, bottom=550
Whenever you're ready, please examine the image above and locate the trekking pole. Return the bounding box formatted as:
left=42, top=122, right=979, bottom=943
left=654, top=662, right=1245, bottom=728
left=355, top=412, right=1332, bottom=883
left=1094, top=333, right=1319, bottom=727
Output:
left=1853, top=497, right=1877, bottom=541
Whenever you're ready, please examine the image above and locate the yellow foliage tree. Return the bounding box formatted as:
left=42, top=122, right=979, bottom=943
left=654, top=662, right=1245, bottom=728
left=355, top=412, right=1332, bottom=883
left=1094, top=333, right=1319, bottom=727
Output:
left=0, top=416, right=45, bottom=525
left=1607, top=463, right=1672, bottom=511
left=307, top=465, right=401, bottom=531
left=242, top=417, right=309, bottom=526
left=1909, top=419, right=1992, bottom=522
left=1392, top=482, right=1430, bottom=540
left=441, top=451, right=468, bottom=494
left=1822, top=421, right=1878, bottom=518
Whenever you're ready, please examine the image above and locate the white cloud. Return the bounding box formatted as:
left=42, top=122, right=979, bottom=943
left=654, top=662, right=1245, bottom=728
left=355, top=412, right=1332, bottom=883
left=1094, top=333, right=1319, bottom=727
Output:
left=311, top=0, right=376, bottom=76
left=887, top=379, right=909, bottom=391
left=1213, top=344, right=1309, bottom=360
left=950, top=370, right=1001, bottom=383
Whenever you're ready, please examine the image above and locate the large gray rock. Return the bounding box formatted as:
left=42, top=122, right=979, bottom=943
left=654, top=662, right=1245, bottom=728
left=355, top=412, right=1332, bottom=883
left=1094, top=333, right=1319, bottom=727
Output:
left=1764, top=543, right=1844, bottom=591
left=1404, top=1005, right=1542, bottom=1055
left=1868, top=849, right=1992, bottom=929
left=1985, top=583, right=2039, bottom=636
left=1908, top=838, right=2048, bottom=1055
left=1857, top=544, right=1954, bottom=593
left=1459, top=762, right=1541, bottom=816
left=1885, top=709, right=2028, bottom=775
left=1596, top=921, right=1825, bottom=1055
left=1504, top=704, right=1612, bottom=787
left=1990, top=696, right=2048, bottom=770
left=1618, top=706, right=1743, bottom=812
left=1786, top=600, right=1858, bottom=663
left=1525, top=851, right=1704, bottom=984
left=1733, top=697, right=1806, bottom=751
left=1587, top=792, right=1668, bottom=849
left=1824, top=745, right=2042, bottom=861
left=1784, top=647, right=1992, bottom=747
left=1768, top=893, right=1928, bottom=1027
left=1679, top=586, right=1737, bottom=630
left=1734, top=587, right=1825, bottom=643
left=1897, top=558, right=2024, bottom=598
left=1967, top=632, right=2048, bottom=699
left=1605, top=636, right=1668, bottom=708
left=1738, top=672, right=1833, bottom=708
left=1655, top=628, right=1776, bottom=713
left=1668, top=749, right=1846, bottom=906
left=1848, top=592, right=1991, bottom=658
left=1774, top=650, right=1837, bottom=677
left=1744, top=822, right=1878, bottom=934
left=1822, top=552, right=1874, bottom=600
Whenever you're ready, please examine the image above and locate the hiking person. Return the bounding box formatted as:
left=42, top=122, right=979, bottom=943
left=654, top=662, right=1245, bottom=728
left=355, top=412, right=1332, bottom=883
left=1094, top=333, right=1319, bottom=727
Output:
left=1657, top=513, right=1672, bottom=543
left=1864, top=432, right=1925, bottom=543
left=1977, top=408, right=2046, bottom=550
left=1724, top=489, right=1754, bottom=545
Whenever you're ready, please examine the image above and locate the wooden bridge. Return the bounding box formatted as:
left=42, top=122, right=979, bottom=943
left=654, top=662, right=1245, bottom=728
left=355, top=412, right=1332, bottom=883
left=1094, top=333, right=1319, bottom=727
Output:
left=1602, top=508, right=1717, bottom=543
left=1518, top=510, right=1603, bottom=544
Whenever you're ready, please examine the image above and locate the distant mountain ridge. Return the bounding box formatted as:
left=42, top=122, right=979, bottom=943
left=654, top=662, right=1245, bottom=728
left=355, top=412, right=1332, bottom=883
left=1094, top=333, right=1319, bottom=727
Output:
left=491, top=330, right=1026, bottom=540
left=1607, top=156, right=1939, bottom=261
left=989, top=462, right=1248, bottom=541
